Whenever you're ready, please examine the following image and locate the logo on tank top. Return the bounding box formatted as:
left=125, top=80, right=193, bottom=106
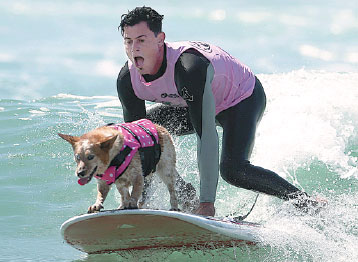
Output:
left=181, top=87, right=194, bottom=102
left=161, top=93, right=180, bottom=99
left=189, top=41, right=212, bottom=53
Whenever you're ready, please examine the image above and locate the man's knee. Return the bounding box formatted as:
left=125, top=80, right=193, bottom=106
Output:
left=220, top=160, right=250, bottom=186
left=146, top=105, right=194, bottom=135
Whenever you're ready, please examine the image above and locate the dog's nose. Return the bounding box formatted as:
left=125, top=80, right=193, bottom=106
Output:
left=77, top=171, right=86, bottom=178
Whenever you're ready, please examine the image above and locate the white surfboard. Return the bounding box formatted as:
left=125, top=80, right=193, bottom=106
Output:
left=60, top=209, right=262, bottom=254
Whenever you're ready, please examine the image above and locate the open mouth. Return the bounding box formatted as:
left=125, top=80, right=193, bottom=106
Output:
left=134, top=56, right=144, bottom=69
left=78, top=166, right=97, bottom=186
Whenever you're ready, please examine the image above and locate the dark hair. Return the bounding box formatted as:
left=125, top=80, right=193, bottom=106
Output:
left=119, top=6, right=164, bottom=36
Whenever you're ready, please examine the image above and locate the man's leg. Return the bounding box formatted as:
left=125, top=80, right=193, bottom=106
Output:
left=144, top=104, right=198, bottom=211
left=146, top=104, right=194, bottom=135
left=216, top=77, right=302, bottom=200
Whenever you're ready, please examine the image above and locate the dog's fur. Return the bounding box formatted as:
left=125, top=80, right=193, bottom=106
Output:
left=59, top=123, right=181, bottom=213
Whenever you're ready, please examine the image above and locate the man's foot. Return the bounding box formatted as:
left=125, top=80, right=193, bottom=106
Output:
left=289, top=192, right=328, bottom=214
left=194, top=202, right=215, bottom=217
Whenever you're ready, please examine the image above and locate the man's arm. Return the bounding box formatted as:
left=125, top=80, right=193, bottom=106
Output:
left=174, top=50, right=219, bottom=206
left=117, top=62, right=146, bottom=122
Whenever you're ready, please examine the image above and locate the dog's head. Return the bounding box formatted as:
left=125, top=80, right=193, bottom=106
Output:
left=58, top=131, right=118, bottom=185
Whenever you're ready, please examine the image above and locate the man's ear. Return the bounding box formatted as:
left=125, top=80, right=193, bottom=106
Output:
left=58, top=133, right=79, bottom=146
left=157, top=32, right=166, bottom=47
left=100, top=135, right=118, bottom=151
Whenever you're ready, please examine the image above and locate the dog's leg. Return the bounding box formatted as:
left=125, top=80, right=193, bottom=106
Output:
left=157, top=166, right=179, bottom=211
left=115, top=181, right=132, bottom=209
left=88, top=180, right=110, bottom=213
left=115, top=176, right=143, bottom=210
left=128, top=174, right=144, bottom=209
left=138, top=175, right=154, bottom=208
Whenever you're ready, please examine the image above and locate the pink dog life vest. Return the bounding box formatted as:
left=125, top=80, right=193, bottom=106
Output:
left=128, top=41, right=255, bottom=115
left=94, top=119, right=160, bottom=185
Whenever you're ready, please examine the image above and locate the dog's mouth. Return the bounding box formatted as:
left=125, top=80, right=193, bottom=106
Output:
left=78, top=166, right=97, bottom=186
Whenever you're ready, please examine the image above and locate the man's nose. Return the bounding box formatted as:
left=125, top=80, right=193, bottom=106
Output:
left=131, top=42, right=140, bottom=52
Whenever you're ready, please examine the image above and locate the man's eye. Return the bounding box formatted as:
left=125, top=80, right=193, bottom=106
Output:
left=87, top=155, right=95, bottom=161
left=125, top=40, right=133, bottom=45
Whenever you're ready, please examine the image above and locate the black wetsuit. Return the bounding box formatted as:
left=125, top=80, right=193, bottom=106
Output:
left=117, top=46, right=303, bottom=203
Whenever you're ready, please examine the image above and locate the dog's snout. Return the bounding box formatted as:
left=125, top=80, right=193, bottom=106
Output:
left=77, top=171, right=86, bottom=178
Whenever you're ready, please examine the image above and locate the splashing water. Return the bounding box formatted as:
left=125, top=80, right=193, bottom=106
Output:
left=1, top=70, right=358, bottom=261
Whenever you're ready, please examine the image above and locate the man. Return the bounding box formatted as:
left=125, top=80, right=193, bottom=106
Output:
left=116, top=6, right=324, bottom=216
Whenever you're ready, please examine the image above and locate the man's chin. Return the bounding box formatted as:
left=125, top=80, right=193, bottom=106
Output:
left=136, top=67, right=150, bottom=75
left=132, top=62, right=151, bottom=75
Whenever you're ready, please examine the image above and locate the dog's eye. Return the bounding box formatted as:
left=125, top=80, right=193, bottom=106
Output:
left=75, top=154, right=81, bottom=161
left=87, top=155, right=95, bottom=161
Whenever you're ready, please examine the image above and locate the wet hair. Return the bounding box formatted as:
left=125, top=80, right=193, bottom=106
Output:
left=119, top=6, right=164, bottom=36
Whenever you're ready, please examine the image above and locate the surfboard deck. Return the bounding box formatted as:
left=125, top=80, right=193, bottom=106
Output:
left=60, top=209, right=262, bottom=254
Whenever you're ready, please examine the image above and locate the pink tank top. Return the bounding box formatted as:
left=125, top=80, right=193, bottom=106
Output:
left=93, top=119, right=159, bottom=185
left=128, top=41, right=255, bottom=115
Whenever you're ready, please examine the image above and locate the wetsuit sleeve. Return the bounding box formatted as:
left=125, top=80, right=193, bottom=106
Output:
left=117, top=62, right=146, bottom=122
left=175, top=50, right=219, bottom=203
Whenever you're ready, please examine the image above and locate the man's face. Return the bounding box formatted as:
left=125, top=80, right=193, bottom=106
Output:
left=123, top=21, right=165, bottom=75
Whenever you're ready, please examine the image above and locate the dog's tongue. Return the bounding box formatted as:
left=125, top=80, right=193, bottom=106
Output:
left=78, top=177, right=89, bottom=186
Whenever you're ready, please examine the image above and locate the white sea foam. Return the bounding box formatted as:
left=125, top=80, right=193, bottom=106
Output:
left=253, top=70, right=358, bottom=180
left=54, top=93, right=116, bottom=100
left=330, top=9, right=358, bottom=35
left=94, top=60, right=121, bottom=78
left=299, top=45, right=335, bottom=61
left=236, top=11, right=272, bottom=24
left=209, top=10, right=226, bottom=21
left=0, top=53, right=14, bottom=62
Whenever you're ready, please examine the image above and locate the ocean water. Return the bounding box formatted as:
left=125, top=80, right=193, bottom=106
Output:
left=1, top=0, right=357, bottom=261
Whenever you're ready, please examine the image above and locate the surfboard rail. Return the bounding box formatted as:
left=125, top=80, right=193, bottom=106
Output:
left=60, top=209, right=262, bottom=254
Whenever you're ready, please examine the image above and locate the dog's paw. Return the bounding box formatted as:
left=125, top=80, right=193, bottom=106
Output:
left=88, top=203, right=103, bottom=213
left=119, top=201, right=138, bottom=210
left=138, top=199, right=152, bottom=209
left=119, top=205, right=139, bottom=210
left=123, top=206, right=139, bottom=210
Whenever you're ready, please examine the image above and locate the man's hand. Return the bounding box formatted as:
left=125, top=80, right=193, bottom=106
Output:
left=194, top=202, right=215, bottom=217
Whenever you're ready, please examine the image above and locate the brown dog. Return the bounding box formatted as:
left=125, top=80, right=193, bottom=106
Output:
left=59, top=119, right=188, bottom=213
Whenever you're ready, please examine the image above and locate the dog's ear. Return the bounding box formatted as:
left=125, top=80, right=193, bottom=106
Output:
left=58, top=133, right=80, bottom=146
left=100, top=135, right=118, bottom=151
